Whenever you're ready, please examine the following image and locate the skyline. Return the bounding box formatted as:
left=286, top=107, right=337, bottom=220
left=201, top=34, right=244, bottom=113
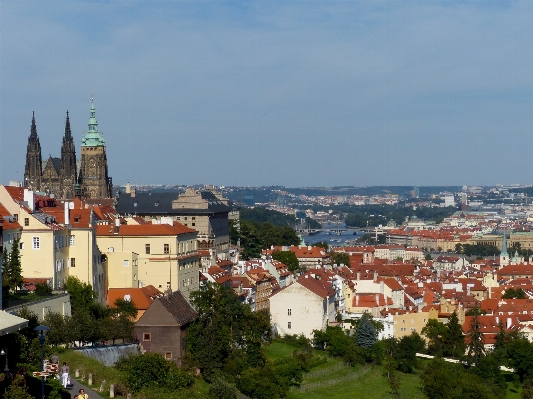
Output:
left=1, top=1, right=532, bottom=188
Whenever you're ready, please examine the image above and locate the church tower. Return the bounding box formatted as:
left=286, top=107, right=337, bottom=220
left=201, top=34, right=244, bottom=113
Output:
left=60, top=111, right=77, bottom=198
left=500, top=231, right=509, bottom=267
left=79, top=98, right=112, bottom=199
left=24, top=112, right=42, bottom=191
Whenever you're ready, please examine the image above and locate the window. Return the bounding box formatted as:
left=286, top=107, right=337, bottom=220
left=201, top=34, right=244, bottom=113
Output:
left=288, top=322, right=292, bottom=329
left=33, top=236, right=40, bottom=249
left=143, top=333, right=151, bottom=341
left=24, top=218, right=29, bottom=226
left=71, top=258, right=76, bottom=267
left=288, top=309, right=292, bottom=316
left=19, top=242, right=24, bottom=250
left=165, top=352, right=172, bottom=360
left=13, top=214, right=18, bottom=222
left=164, top=244, right=169, bottom=254
left=124, top=260, right=130, bottom=266
left=70, top=235, right=75, bottom=246
left=145, top=244, right=150, bottom=254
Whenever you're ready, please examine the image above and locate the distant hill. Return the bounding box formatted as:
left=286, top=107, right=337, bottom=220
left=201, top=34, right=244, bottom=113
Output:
left=284, top=186, right=462, bottom=197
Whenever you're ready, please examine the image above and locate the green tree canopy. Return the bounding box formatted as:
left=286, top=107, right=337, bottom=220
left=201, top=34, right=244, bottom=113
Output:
left=186, top=282, right=272, bottom=380
left=355, top=312, right=378, bottom=348
left=271, top=250, right=300, bottom=273
left=502, top=287, right=527, bottom=299
left=444, top=311, right=465, bottom=359
left=64, top=276, right=95, bottom=314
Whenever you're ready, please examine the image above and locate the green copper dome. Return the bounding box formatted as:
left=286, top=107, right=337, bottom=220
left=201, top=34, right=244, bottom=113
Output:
left=81, top=98, right=106, bottom=147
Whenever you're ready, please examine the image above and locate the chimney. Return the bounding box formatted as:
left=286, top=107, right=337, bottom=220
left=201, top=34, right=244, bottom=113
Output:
left=373, top=271, right=378, bottom=281
left=357, top=272, right=361, bottom=280
left=64, top=201, right=70, bottom=225
left=130, top=188, right=136, bottom=197
left=115, top=218, right=120, bottom=227
left=24, top=188, right=35, bottom=212
left=495, top=316, right=499, bottom=324
left=380, top=281, right=384, bottom=294
left=356, top=295, right=359, bottom=307
left=489, top=285, right=492, bottom=299
left=375, top=294, right=379, bottom=306
left=507, top=317, right=512, bottom=329
left=125, top=182, right=131, bottom=194
left=308, top=245, right=312, bottom=250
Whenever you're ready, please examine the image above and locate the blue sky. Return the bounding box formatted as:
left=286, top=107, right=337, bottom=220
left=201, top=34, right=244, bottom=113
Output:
left=1, top=1, right=532, bottom=187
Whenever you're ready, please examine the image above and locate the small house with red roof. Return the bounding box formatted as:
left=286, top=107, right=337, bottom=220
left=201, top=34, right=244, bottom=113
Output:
left=269, top=274, right=336, bottom=338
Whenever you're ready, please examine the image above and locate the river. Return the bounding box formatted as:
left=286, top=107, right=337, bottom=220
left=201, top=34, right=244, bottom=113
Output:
left=301, top=222, right=365, bottom=247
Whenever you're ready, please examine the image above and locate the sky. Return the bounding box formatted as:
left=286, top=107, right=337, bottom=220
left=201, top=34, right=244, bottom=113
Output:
left=1, top=1, right=532, bottom=188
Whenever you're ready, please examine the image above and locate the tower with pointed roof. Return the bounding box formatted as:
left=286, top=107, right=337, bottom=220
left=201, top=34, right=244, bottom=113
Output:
left=24, top=112, right=43, bottom=191
left=59, top=111, right=77, bottom=198
left=79, top=98, right=112, bottom=199
left=500, top=230, right=509, bottom=267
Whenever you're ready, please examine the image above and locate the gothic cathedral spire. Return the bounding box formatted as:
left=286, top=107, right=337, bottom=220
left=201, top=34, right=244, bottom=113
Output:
left=24, top=112, right=42, bottom=191
left=60, top=110, right=77, bottom=198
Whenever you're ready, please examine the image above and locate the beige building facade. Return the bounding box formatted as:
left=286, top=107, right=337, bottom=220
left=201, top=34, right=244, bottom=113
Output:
left=96, top=223, right=199, bottom=298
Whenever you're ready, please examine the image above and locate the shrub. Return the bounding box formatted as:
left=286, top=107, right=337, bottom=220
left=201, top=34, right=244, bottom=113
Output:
left=116, top=353, right=171, bottom=393
left=208, top=378, right=237, bottom=399
left=166, top=367, right=194, bottom=390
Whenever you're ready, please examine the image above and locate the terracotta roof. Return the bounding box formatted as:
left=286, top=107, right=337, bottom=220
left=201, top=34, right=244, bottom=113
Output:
left=107, top=285, right=164, bottom=310
left=297, top=274, right=335, bottom=299
left=96, top=222, right=195, bottom=236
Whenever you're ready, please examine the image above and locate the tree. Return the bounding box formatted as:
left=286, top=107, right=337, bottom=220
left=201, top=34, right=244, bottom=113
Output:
left=114, top=298, right=138, bottom=320
left=466, top=314, right=485, bottom=365
left=494, top=321, right=506, bottom=353
left=239, top=221, right=262, bottom=260
left=421, top=319, right=447, bottom=356
left=355, top=313, right=377, bottom=348
left=425, top=253, right=432, bottom=261
left=64, top=276, right=95, bottom=313
left=4, top=239, right=23, bottom=292
left=260, top=222, right=281, bottom=249
left=186, top=283, right=271, bottom=380
left=465, top=306, right=486, bottom=316
left=116, top=352, right=193, bottom=393
left=502, top=288, right=527, bottom=299
left=312, top=326, right=353, bottom=357
left=314, top=241, right=329, bottom=251
left=507, top=339, right=533, bottom=381
left=4, top=375, right=33, bottom=399
left=444, top=311, right=465, bottom=359
left=330, top=252, right=350, bottom=266
left=396, top=332, right=425, bottom=373
left=271, top=250, right=300, bottom=273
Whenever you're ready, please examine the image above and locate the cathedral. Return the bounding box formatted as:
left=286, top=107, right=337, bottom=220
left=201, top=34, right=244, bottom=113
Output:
left=24, top=99, right=112, bottom=199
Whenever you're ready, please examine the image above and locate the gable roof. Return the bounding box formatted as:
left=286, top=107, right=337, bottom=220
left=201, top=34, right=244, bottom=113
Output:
left=115, top=190, right=231, bottom=215
left=158, top=290, right=197, bottom=326
left=107, top=285, right=163, bottom=310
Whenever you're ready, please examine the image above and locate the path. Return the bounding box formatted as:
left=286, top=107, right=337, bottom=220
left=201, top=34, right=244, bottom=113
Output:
left=67, top=378, right=105, bottom=399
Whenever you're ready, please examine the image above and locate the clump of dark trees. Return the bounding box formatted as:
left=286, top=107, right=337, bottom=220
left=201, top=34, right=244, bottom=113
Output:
left=40, top=276, right=136, bottom=347
left=230, top=220, right=301, bottom=260
left=184, top=282, right=325, bottom=399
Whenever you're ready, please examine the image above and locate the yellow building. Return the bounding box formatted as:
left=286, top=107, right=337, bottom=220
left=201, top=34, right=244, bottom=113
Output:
left=96, top=222, right=199, bottom=298
left=0, top=186, right=106, bottom=302
left=392, top=307, right=439, bottom=338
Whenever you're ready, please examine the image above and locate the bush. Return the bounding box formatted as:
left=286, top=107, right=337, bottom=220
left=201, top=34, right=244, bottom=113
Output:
left=116, top=353, right=171, bottom=393
left=166, top=367, right=194, bottom=390
left=208, top=378, right=237, bottom=399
